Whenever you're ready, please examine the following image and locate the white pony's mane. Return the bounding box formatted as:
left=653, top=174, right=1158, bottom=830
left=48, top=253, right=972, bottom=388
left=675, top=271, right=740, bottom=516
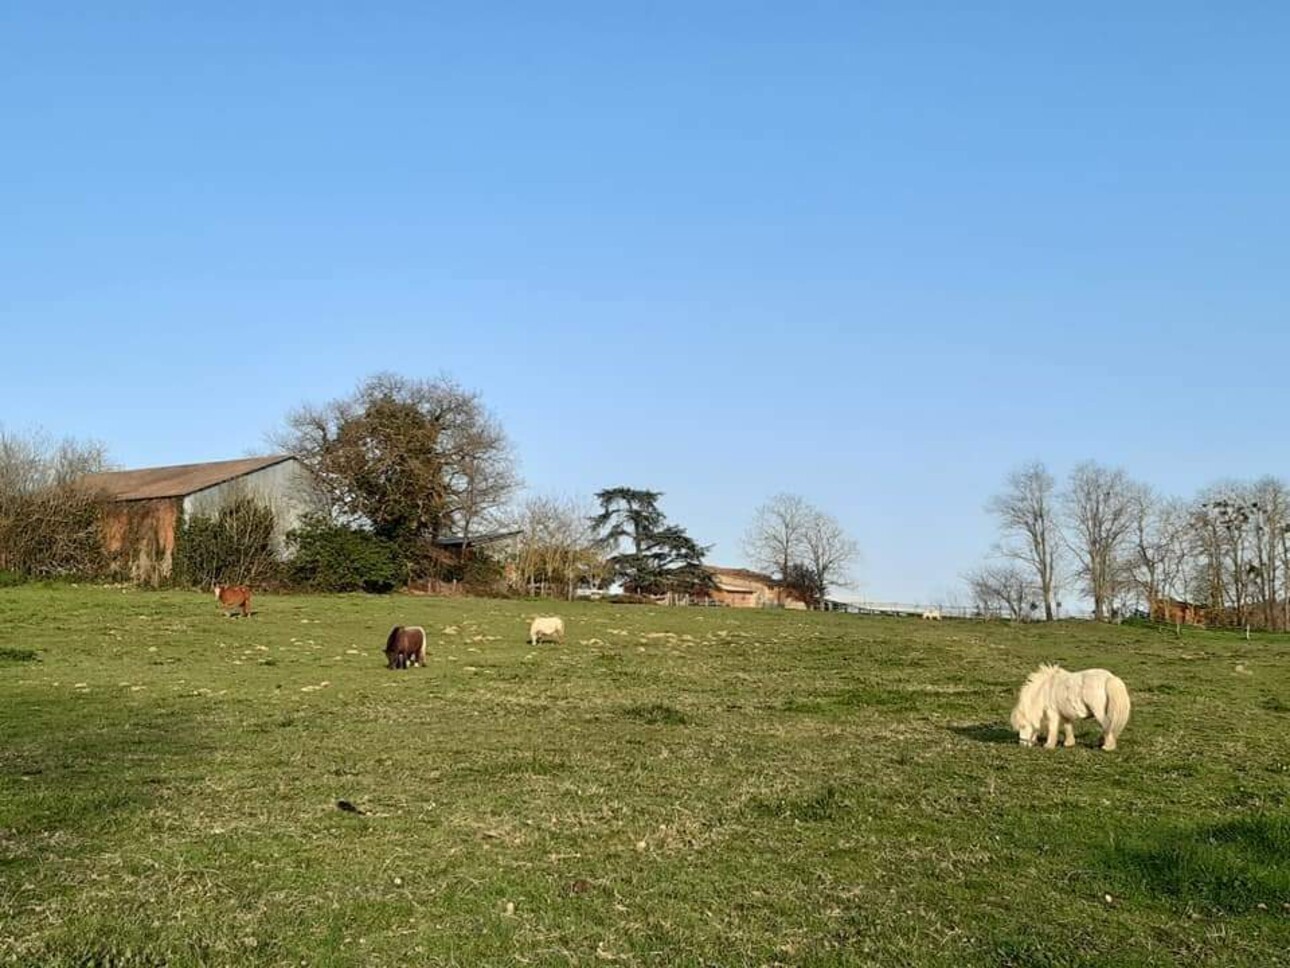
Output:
left=1021, top=663, right=1065, bottom=690
left=1011, top=663, right=1067, bottom=729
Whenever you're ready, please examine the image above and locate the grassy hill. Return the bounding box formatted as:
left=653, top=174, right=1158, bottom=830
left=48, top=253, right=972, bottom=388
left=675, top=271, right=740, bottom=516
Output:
left=1, top=587, right=1287, bottom=966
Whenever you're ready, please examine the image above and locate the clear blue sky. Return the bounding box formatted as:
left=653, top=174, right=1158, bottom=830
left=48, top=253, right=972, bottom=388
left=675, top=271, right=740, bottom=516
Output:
left=3, top=3, right=1288, bottom=602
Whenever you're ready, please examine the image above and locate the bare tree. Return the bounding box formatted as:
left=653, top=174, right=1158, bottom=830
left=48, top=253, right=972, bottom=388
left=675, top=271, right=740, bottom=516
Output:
left=987, top=462, right=1061, bottom=620
left=800, top=508, right=858, bottom=605
left=1127, top=490, right=1191, bottom=612
left=1062, top=462, right=1140, bottom=621
left=742, top=493, right=811, bottom=581
left=964, top=563, right=1033, bottom=619
left=1247, top=477, right=1289, bottom=630
left=1192, top=483, right=1262, bottom=626
left=508, top=494, right=606, bottom=600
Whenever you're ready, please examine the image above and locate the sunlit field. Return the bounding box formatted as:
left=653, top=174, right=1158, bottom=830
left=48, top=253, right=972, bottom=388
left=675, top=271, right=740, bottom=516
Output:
left=2, top=587, right=1287, bottom=966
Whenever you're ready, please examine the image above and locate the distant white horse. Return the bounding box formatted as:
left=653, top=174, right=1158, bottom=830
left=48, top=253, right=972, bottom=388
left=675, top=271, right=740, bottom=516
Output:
left=1010, top=664, right=1132, bottom=750
left=921, top=609, right=941, bottom=621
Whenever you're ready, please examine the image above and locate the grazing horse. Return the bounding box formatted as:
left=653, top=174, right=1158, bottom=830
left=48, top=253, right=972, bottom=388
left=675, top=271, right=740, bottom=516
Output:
left=1011, top=664, right=1132, bottom=750
left=529, top=616, right=565, bottom=645
left=213, top=584, right=252, bottom=618
left=385, top=625, right=427, bottom=670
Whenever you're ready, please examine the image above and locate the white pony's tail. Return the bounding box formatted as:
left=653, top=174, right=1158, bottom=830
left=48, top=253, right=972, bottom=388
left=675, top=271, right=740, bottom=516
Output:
left=1105, top=675, right=1132, bottom=739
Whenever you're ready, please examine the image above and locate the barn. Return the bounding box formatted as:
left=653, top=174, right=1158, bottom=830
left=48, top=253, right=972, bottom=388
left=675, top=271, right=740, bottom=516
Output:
left=83, top=455, right=315, bottom=584
left=703, top=567, right=809, bottom=609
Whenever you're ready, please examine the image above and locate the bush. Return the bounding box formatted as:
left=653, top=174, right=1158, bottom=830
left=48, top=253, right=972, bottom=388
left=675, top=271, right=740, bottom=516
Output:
left=0, top=486, right=107, bottom=580
left=0, top=569, right=26, bottom=588
left=174, top=497, right=279, bottom=588
left=0, top=431, right=111, bottom=580
left=286, top=515, right=401, bottom=593
left=605, top=593, right=656, bottom=605
left=461, top=552, right=505, bottom=593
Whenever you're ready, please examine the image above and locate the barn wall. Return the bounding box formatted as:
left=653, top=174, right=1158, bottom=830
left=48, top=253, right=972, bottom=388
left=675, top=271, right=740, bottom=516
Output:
left=707, top=575, right=808, bottom=609
left=100, top=498, right=181, bottom=585
left=183, top=459, right=316, bottom=552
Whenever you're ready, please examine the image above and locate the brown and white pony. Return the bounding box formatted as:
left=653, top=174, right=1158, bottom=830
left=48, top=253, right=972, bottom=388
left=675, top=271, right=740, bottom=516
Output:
left=213, top=584, right=252, bottom=617
left=385, top=625, right=427, bottom=670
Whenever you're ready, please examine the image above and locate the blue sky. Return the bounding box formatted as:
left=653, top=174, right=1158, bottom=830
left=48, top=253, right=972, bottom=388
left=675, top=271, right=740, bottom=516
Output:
left=3, top=3, right=1288, bottom=602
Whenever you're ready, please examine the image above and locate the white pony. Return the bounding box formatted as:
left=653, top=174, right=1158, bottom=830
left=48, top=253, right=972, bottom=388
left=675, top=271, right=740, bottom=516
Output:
left=921, top=608, right=942, bottom=621
left=528, top=616, right=565, bottom=645
left=1010, top=664, right=1132, bottom=751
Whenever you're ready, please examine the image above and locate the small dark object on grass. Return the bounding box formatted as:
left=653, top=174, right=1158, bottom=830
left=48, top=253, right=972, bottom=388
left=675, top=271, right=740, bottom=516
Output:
left=566, top=879, right=591, bottom=894
left=336, top=800, right=365, bottom=815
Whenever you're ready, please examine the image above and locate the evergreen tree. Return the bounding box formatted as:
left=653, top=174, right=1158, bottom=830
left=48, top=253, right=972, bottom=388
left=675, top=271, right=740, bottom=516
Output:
left=591, top=487, right=713, bottom=596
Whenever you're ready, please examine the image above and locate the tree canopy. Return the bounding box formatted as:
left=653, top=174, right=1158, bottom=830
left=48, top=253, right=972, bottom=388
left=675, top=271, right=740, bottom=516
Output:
left=279, top=373, right=518, bottom=578
left=591, top=487, right=712, bottom=596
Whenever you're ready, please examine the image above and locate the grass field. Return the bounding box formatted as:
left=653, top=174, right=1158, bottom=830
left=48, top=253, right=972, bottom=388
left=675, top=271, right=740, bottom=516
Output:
left=1, top=587, right=1287, bottom=967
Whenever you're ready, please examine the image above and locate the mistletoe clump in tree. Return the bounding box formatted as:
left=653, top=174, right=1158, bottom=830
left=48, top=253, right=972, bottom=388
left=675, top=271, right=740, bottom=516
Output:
left=591, top=487, right=713, bottom=598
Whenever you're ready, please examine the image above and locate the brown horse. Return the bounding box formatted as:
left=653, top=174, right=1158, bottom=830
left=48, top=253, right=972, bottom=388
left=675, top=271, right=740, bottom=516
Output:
left=213, top=584, right=252, bottom=617
left=385, top=625, right=427, bottom=670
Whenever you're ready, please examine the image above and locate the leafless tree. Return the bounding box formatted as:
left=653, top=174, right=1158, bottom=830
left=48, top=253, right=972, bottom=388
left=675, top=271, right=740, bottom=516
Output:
left=1062, top=462, right=1140, bottom=621
left=1127, top=489, right=1191, bottom=612
left=742, top=493, right=811, bottom=580
left=507, top=494, right=607, bottom=600
left=1191, top=482, right=1262, bottom=626
left=1246, top=477, right=1290, bottom=630
left=800, top=508, right=859, bottom=604
left=964, top=563, right=1033, bottom=619
left=987, top=462, right=1061, bottom=620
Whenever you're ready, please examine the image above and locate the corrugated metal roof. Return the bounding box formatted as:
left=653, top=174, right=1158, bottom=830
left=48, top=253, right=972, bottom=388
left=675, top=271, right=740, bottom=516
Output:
left=81, top=455, right=296, bottom=501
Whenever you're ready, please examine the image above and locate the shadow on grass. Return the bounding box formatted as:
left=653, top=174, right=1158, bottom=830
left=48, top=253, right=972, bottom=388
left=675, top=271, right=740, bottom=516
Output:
left=0, top=692, right=204, bottom=869
left=1103, top=812, right=1290, bottom=913
left=750, top=784, right=849, bottom=823
left=990, top=936, right=1126, bottom=968
left=0, top=647, right=40, bottom=663
left=947, top=723, right=1017, bottom=745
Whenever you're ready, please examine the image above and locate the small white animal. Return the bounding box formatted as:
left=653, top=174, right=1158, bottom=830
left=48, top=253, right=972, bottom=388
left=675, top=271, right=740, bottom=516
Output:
left=1011, top=664, right=1132, bottom=751
left=529, top=616, right=565, bottom=645
left=921, top=609, right=942, bottom=621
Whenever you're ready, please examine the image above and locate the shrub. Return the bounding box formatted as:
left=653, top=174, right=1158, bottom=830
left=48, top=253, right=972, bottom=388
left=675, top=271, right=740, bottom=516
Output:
left=0, top=486, right=108, bottom=579
left=286, top=515, right=401, bottom=593
left=0, top=431, right=110, bottom=580
left=174, top=497, right=279, bottom=588
left=461, top=552, right=505, bottom=593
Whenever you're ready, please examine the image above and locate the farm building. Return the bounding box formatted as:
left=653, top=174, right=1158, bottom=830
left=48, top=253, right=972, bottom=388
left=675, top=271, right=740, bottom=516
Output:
left=83, top=455, right=316, bottom=584
left=1149, top=596, right=1207, bottom=627
left=703, top=567, right=809, bottom=609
